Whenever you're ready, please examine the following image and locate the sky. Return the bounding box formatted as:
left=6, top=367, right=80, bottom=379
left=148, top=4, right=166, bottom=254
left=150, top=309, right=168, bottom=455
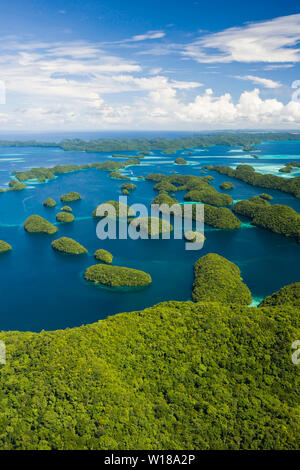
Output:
left=0, top=0, right=300, bottom=131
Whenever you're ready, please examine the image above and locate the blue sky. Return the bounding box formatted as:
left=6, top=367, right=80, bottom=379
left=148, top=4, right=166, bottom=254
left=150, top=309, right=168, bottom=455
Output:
left=0, top=0, right=300, bottom=130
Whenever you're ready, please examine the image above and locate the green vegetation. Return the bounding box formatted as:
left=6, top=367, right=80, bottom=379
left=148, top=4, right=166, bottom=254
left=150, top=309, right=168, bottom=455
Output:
left=109, top=171, right=130, bottom=180
left=212, top=164, right=300, bottom=198
left=202, top=204, right=241, bottom=229
left=259, top=282, right=300, bottom=308
left=61, top=205, right=72, bottom=212
left=60, top=192, right=82, bottom=202
left=151, top=191, right=178, bottom=207
left=121, top=183, right=136, bottom=193
left=4, top=132, right=300, bottom=153
left=279, top=162, right=300, bottom=174
left=184, top=188, right=233, bottom=206
left=93, top=200, right=135, bottom=218
left=84, top=264, right=152, bottom=287
left=220, top=181, right=235, bottom=190
left=153, top=181, right=178, bottom=192
left=8, top=179, right=26, bottom=191
left=0, top=265, right=299, bottom=448
left=129, top=217, right=173, bottom=236
left=94, top=249, right=113, bottom=264
left=192, top=253, right=252, bottom=305
left=0, top=241, right=12, bottom=253
left=24, top=215, right=57, bottom=234
left=13, top=159, right=140, bottom=185
left=260, top=193, right=273, bottom=200
left=175, top=157, right=187, bottom=165
left=43, top=198, right=56, bottom=208
left=51, top=237, right=87, bottom=254
left=56, top=212, right=75, bottom=223
left=233, top=198, right=300, bottom=243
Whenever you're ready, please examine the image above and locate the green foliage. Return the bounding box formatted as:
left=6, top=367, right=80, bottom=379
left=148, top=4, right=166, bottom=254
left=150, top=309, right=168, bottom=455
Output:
left=202, top=204, right=241, bottom=229
left=154, top=181, right=178, bottom=192
left=60, top=192, right=82, bottom=202
left=233, top=199, right=300, bottom=243
left=192, top=253, right=252, bottom=305
left=109, top=171, right=130, bottom=180
left=94, top=249, right=113, bottom=264
left=260, top=193, right=273, bottom=201
left=120, top=183, right=136, bottom=192
left=0, top=282, right=299, bottom=448
left=8, top=179, right=26, bottom=191
left=56, top=212, right=75, bottom=223
left=151, top=191, right=179, bottom=207
left=220, top=181, right=235, bottom=190
left=51, top=237, right=87, bottom=254
left=213, top=164, right=300, bottom=199
left=175, top=157, right=187, bottom=165
left=61, top=206, right=72, bottom=212
left=24, top=215, right=57, bottom=234
left=43, top=198, right=56, bottom=208
left=259, top=282, right=300, bottom=308
left=0, top=240, right=12, bottom=253
left=84, top=264, right=152, bottom=287
left=184, top=188, right=233, bottom=206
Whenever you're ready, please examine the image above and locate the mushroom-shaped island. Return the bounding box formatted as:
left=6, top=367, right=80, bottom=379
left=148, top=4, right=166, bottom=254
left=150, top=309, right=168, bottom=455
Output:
left=24, top=215, right=58, bottom=234
left=220, top=182, right=235, bottom=190
left=129, top=216, right=173, bottom=236
left=56, top=212, right=75, bottom=223
left=60, top=192, right=82, bottom=202
left=43, top=197, right=56, bottom=208
left=84, top=264, right=152, bottom=287
left=61, top=205, right=72, bottom=212
left=51, top=237, right=87, bottom=254
left=94, top=249, right=113, bottom=264
left=175, top=157, right=187, bottom=165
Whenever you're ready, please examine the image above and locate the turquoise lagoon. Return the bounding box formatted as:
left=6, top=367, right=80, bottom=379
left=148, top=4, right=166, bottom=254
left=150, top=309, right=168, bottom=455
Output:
left=0, top=139, right=299, bottom=331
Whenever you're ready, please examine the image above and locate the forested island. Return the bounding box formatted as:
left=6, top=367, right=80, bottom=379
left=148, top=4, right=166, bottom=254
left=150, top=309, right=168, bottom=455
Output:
left=1, top=132, right=300, bottom=154
left=0, top=254, right=298, bottom=449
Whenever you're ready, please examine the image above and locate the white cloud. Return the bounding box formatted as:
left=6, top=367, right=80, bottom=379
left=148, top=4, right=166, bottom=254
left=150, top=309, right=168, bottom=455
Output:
left=183, top=14, right=300, bottom=63
left=234, top=75, right=282, bottom=88
left=130, top=30, right=165, bottom=42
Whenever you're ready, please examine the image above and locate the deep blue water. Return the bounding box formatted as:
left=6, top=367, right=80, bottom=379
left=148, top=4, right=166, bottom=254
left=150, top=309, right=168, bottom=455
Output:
left=0, top=140, right=299, bottom=331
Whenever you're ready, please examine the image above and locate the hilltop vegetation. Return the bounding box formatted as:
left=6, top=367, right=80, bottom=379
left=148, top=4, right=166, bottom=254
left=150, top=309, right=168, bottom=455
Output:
left=94, top=249, right=113, bottom=264
left=56, top=212, right=75, bottom=223
left=43, top=198, right=56, bottom=208
left=84, top=264, right=152, bottom=287
left=93, top=200, right=135, bottom=218
left=0, top=241, right=12, bottom=253
left=129, top=216, right=173, bottom=236
left=192, top=253, right=252, bottom=305
left=259, top=282, right=300, bottom=308
left=60, top=192, right=82, bottom=202
left=0, top=294, right=298, bottom=449
left=51, top=237, right=87, bottom=255
left=24, top=215, right=57, bottom=234
left=212, top=164, right=300, bottom=198
left=232, top=198, right=300, bottom=243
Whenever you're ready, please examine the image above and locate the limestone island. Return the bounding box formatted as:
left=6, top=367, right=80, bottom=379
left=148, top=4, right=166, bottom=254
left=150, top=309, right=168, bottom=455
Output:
left=121, top=183, right=136, bottom=194
left=175, top=157, right=187, bottom=165
left=43, top=197, right=56, bottom=208
left=94, top=249, right=113, bottom=264
left=56, top=212, right=75, bottom=223
left=51, top=237, right=87, bottom=254
left=60, top=192, right=82, bottom=202
left=0, top=240, right=12, bottom=253
left=192, top=253, right=252, bottom=305
left=24, top=215, right=58, bottom=234
left=220, top=182, right=235, bottom=190
left=84, top=264, right=152, bottom=287
left=61, top=205, right=72, bottom=212
left=259, top=282, right=300, bottom=308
